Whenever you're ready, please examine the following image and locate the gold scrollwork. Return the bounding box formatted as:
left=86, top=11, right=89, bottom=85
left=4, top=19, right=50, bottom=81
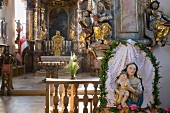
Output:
left=53, top=0, right=64, bottom=6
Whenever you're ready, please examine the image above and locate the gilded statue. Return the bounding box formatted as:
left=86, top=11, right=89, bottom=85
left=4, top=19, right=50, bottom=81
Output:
left=52, top=31, right=64, bottom=56
left=79, top=9, right=93, bottom=48
left=143, top=1, right=170, bottom=46
left=92, top=0, right=112, bottom=43
left=69, top=24, right=75, bottom=40
left=40, top=20, right=47, bottom=40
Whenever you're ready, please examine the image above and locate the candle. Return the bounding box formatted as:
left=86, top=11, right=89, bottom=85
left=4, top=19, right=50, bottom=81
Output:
left=71, top=51, right=72, bottom=56
left=49, top=40, right=50, bottom=47
left=46, top=40, right=47, bottom=46
left=34, top=44, right=35, bottom=50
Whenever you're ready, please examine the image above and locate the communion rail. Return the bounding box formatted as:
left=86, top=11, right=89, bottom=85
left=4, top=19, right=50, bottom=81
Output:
left=45, top=78, right=100, bottom=113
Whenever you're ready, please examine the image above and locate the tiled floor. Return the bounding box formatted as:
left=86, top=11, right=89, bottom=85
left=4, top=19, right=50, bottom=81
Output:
left=0, top=72, right=99, bottom=113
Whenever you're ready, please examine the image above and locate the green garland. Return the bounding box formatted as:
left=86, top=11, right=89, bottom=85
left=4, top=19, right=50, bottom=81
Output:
left=99, top=40, right=161, bottom=108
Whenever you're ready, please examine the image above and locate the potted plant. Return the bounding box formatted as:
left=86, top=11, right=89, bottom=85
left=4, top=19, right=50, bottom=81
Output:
left=64, top=53, right=80, bottom=79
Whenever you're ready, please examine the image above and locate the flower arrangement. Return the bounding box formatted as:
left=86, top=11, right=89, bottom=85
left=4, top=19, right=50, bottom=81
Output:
left=64, top=53, right=80, bottom=79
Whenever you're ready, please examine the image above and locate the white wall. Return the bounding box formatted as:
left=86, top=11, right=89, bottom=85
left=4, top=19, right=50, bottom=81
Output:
left=152, top=0, right=170, bottom=108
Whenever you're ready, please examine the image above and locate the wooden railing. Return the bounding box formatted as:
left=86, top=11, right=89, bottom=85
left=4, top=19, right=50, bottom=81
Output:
left=45, top=78, right=100, bottom=113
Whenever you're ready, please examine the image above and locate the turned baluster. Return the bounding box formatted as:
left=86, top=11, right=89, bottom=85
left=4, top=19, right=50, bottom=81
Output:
left=93, top=83, right=99, bottom=113
left=45, top=82, right=50, bottom=113
left=63, top=83, right=69, bottom=113
left=50, top=62, right=53, bottom=78
left=73, top=83, right=79, bottom=113
left=83, top=83, right=88, bottom=113
left=53, top=84, right=59, bottom=113
left=45, top=64, right=49, bottom=78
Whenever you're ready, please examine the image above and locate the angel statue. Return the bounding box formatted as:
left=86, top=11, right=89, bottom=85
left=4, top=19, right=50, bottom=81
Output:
left=79, top=9, right=93, bottom=49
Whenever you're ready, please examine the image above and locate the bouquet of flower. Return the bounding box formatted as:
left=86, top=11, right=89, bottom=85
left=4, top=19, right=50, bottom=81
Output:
left=64, top=53, right=80, bottom=78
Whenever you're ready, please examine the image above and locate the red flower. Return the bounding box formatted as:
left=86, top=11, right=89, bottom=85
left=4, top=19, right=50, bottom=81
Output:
left=148, top=47, right=152, bottom=50
left=117, top=105, right=122, bottom=110
left=146, top=109, right=151, bottom=113
left=130, top=104, right=137, bottom=111
left=164, top=107, right=170, bottom=112
left=155, top=66, right=158, bottom=69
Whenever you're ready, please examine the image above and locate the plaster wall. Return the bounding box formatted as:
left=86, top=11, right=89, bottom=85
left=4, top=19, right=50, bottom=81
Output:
left=152, top=0, right=170, bottom=108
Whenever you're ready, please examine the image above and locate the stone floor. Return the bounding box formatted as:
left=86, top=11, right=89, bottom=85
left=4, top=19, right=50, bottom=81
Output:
left=0, top=96, right=45, bottom=113
left=0, top=71, right=99, bottom=113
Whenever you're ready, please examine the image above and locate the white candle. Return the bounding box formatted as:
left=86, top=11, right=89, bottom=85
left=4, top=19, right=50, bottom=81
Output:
left=49, top=40, right=50, bottom=47
left=34, top=44, right=35, bottom=50
left=46, top=40, right=47, bottom=46
left=71, top=51, right=72, bottom=56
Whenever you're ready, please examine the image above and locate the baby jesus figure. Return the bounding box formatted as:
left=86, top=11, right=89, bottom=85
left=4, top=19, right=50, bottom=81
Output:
left=115, top=71, right=132, bottom=107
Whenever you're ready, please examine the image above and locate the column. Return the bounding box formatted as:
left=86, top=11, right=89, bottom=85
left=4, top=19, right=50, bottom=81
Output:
left=26, top=8, right=33, bottom=40
left=33, top=0, right=38, bottom=40
left=37, top=1, right=41, bottom=40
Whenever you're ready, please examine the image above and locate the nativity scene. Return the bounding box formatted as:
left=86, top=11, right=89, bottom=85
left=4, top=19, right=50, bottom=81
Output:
left=0, top=0, right=170, bottom=113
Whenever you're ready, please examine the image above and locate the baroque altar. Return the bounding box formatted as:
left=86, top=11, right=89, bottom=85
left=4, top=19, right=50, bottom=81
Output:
left=23, top=0, right=170, bottom=73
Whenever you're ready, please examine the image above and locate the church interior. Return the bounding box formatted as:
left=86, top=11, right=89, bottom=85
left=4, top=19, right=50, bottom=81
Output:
left=0, top=0, right=170, bottom=113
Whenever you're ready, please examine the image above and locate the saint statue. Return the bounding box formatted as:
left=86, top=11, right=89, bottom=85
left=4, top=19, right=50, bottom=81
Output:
left=143, top=1, right=170, bottom=46
left=52, top=31, right=64, bottom=56
left=40, top=20, right=47, bottom=40
left=92, top=0, right=112, bottom=43
left=79, top=9, right=93, bottom=48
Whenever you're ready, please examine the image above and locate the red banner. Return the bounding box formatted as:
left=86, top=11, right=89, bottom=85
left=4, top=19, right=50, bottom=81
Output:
left=2, top=64, right=11, bottom=74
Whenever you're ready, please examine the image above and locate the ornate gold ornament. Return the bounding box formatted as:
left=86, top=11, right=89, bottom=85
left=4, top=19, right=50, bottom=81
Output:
left=52, top=31, right=64, bottom=56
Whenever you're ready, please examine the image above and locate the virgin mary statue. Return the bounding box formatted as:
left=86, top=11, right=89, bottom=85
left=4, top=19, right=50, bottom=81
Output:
left=105, top=39, right=155, bottom=108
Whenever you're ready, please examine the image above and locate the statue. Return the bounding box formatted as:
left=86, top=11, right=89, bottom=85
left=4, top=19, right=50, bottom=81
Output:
left=69, top=24, right=76, bottom=40
left=143, top=1, right=170, bottom=46
left=121, top=62, right=144, bottom=108
left=40, top=20, right=47, bottom=40
left=115, top=71, right=132, bottom=107
left=92, top=0, right=112, bottom=43
left=52, top=31, right=64, bottom=56
left=15, top=20, right=23, bottom=41
left=79, top=9, right=93, bottom=48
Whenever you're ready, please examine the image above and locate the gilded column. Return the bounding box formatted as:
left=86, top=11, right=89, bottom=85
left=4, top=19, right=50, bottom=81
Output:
left=37, top=2, right=41, bottom=40
left=28, top=9, right=33, bottom=40
left=33, top=1, right=38, bottom=40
